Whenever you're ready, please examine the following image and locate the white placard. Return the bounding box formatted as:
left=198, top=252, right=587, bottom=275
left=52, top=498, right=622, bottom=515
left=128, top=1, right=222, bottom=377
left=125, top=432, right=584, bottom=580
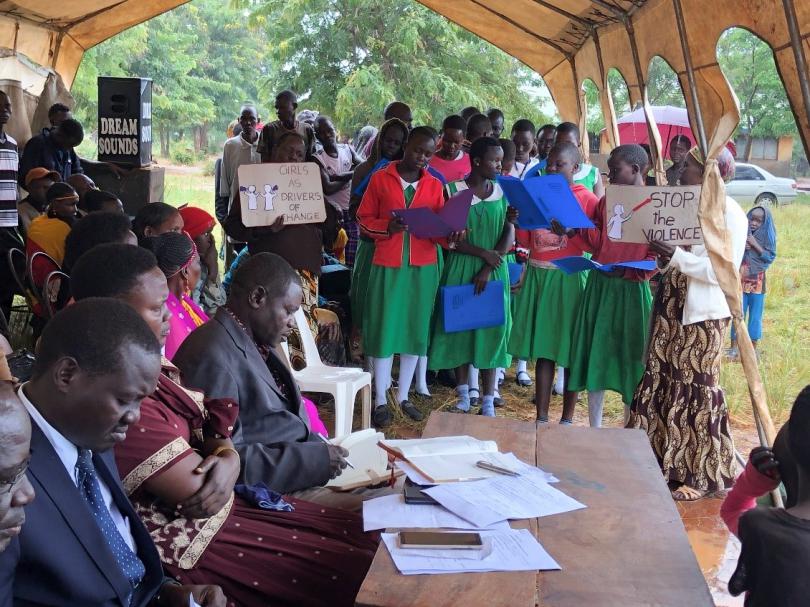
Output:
left=237, top=162, right=326, bottom=226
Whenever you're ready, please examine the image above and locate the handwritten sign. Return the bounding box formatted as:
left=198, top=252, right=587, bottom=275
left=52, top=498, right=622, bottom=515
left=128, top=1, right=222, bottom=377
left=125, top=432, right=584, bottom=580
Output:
left=237, top=162, right=326, bottom=227
left=604, top=184, right=703, bottom=246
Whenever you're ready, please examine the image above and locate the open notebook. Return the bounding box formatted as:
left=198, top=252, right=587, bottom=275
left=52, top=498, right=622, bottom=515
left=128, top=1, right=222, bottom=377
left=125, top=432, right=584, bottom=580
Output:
left=379, top=436, right=515, bottom=483
left=325, top=429, right=390, bottom=491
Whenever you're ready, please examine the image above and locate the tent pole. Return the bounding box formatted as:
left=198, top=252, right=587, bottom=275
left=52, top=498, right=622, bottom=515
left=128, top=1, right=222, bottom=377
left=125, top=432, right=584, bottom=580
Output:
left=624, top=16, right=663, bottom=182
left=780, top=0, right=810, bottom=130
left=672, top=0, right=708, bottom=157
left=593, top=28, right=620, bottom=151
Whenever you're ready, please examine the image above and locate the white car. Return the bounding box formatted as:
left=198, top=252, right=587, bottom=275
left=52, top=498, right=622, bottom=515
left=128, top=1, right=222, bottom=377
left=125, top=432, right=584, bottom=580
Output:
left=725, top=162, right=798, bottom=206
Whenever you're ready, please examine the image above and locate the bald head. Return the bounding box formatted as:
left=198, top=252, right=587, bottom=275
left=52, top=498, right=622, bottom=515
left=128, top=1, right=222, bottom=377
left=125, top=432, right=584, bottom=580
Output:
left=68, top=173, right=96, bottom=203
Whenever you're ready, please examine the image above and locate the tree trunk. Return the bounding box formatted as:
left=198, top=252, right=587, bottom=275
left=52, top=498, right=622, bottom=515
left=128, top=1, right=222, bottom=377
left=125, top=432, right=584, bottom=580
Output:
left=159, top=125, right=169, bottom=157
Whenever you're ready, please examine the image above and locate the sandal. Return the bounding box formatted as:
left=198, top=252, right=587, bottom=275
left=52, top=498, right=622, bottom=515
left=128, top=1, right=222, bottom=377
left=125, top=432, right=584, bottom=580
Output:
left=671, top=485, right=706, bottom=502
left=516, top=370, right=533, bottom=387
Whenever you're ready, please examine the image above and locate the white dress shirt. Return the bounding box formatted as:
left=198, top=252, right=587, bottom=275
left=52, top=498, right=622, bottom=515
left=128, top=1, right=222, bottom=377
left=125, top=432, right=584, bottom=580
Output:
left=18, top=385, right=137, bottom=551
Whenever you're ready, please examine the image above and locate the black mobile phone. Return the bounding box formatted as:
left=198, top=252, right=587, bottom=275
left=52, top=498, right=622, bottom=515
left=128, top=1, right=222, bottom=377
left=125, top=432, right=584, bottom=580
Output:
left=403, top=478, right=438, bottom=505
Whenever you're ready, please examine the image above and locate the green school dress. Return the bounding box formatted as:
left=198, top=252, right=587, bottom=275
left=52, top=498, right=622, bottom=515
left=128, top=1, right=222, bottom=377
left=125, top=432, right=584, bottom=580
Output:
left=349, top=237, right=374, bottom=328
left=362, top=181, right=441, bottom=358
left=428, top=181, right=512, bottom=370
left=508, top=263, right=585, bottom=366
left=567, top=271, right=653, bottom=404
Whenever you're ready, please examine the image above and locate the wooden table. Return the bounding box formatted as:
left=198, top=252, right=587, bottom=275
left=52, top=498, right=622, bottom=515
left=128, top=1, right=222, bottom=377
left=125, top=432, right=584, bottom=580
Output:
left=355, top=412, right=713, bottom=607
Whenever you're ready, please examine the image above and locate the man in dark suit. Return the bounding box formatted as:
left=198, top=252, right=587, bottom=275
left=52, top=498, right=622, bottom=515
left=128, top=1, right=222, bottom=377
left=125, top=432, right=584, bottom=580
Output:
left=0, top=300, right=226, bottom=607
left=174, top=253, right=351, bottom=499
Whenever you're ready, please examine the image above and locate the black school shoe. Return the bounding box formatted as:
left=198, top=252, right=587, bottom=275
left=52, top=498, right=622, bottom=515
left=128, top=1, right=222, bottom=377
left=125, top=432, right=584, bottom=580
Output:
left=399, top=401, right=424, bottom=421
left=372, top=405, right=392, bottom=428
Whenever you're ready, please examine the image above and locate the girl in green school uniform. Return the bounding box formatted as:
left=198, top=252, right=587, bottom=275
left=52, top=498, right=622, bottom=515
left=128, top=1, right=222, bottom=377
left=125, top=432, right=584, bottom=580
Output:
left=357, top=127, right=447, bottom=427
left=429, top=137, right=515, bottom=417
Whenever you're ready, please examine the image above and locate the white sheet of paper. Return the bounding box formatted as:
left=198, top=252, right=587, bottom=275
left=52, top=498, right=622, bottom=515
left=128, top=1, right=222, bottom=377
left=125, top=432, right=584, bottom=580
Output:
left=424, top=474, right=585, bottom=528
left=189, top=596, right=203, bottom=607
left=381, top=529, right=561, bottom=575
left=395, top=452, right=558, bottom=485
left=362, top=494, right=511, bottom=531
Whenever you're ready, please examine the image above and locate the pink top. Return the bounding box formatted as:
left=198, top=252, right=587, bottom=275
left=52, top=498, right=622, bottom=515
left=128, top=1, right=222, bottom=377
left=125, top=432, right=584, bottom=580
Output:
left=720, top=460, right=780, bottom=537
left=165, top=292, right=209, bottom=361
left=317, top=144, right=354, bottom=211
left=429, top=151, right=471, bottom=183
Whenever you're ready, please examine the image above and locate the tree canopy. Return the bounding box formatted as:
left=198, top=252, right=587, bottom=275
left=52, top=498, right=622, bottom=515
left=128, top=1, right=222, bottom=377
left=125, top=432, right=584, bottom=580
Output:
left=71, top=0, right=799, bottom=162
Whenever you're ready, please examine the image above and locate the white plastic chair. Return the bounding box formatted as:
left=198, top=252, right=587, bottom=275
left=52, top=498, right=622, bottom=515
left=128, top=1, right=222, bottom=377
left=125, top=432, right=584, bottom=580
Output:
left=281, top=308, right=372, bottom=439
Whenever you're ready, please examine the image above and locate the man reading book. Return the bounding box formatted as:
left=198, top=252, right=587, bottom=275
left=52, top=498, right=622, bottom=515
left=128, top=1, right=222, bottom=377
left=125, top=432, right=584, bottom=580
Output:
left=174, top=252, right=398, bottom=510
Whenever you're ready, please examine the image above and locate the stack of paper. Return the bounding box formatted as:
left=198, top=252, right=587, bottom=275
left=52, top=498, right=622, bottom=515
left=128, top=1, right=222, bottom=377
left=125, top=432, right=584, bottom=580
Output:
left=394, top=451, right=558, bottom=486
left=362, top=494, right=511, bottom=532
left=381, top=529, right=561, bottom=575
left=380, top=436, right=536, bottom=483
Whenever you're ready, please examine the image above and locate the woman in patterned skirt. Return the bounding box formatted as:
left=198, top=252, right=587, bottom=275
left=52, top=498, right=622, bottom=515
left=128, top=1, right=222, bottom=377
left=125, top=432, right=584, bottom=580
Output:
left=628, top=147, right=748, bottom=501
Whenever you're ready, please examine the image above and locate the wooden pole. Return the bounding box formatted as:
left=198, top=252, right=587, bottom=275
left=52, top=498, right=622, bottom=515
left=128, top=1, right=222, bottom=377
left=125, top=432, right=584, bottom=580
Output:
left=780, top=0, right=810, bottom=131
left=671, top=0, right=708, bottom=157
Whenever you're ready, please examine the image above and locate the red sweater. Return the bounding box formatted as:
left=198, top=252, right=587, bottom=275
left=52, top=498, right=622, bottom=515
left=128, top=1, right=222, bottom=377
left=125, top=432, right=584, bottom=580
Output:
left=357, top=162, right=445, bottom=268
left=578, top=195, right=657, bottom=282
left=721, top=460, right=780, bottom=537
left=516, top=183, right=598, bottom=264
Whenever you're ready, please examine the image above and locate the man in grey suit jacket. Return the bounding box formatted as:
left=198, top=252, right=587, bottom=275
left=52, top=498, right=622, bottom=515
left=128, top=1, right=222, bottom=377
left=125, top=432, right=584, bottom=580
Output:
left=174, top=253, right=350, bottom=498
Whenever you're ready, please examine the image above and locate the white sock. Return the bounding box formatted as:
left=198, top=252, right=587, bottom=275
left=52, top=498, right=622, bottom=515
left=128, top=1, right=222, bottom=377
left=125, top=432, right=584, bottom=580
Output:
left=555, top=367, right=565, bottom=394
left=397, top=354, right=419, bottom=403
left=372, top=356, right=393, bottom=407
left=455, top=384, right=470, bottom=412
left=588, top=390, right=605, bottom=428
left=516, top=359, right=528, bottom=374
left=481, top=394, right=496, bottom=417
left=415, top=355, right=430, bottom=396
left=468, top=365, right=480, bottom=391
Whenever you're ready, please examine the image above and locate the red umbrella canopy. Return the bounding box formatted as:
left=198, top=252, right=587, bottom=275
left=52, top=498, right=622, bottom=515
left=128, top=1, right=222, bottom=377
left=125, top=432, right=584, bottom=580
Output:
left=616, top=106, right=695, bottom=159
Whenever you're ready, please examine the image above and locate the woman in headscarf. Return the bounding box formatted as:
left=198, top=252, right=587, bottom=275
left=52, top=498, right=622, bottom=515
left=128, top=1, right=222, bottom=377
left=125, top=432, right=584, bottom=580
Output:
left=628, top=146, right=749, bottom=502
left=729, top=205, right=777, bottom=358
left=141, top=230, right=208, bottom=360
left=179, top=205, right=226, bottom=316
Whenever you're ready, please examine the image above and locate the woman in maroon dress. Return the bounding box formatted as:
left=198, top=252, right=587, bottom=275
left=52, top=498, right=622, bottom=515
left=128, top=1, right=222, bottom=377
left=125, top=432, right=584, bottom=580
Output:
left=70, top=243, right=378, bottom=607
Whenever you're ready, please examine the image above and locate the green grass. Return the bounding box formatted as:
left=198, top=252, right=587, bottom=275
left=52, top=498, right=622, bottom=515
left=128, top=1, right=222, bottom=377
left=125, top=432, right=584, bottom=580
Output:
left=157, top=170, right=810, bottom=432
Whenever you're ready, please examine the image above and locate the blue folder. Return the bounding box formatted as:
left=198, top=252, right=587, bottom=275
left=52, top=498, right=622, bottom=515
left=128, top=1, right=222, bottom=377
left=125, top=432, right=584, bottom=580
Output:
left=497, top=174, right=595, bottom=231
left=508, top=262, right=523, bottom=286
left=441, top=280, right=506, bottom=333
left=551, top=256, right=657, bottom=275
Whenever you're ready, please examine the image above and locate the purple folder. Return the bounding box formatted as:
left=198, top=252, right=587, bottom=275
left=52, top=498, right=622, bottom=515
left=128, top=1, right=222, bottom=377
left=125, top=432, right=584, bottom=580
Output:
left=392, top=189, right=474, bottom=239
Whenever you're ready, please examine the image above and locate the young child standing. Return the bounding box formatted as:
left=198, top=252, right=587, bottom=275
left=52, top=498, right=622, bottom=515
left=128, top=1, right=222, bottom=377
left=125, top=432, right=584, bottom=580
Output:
left=348, top=118, right=408, bottom=364
left=429, top=137, right=514, bottom=417
left=509, top=142, right=599, bottom=424
left=464, top=114, right=493, bottom=153
left=555, top=122, right=605, bottom=199
left=729, top=205, right=777, bottom=358
left=429, top=115, right=471, bottom=183
left=314, top=116, right=361, bottom=265
left=357, top=127, right=447, bottom=428
left=509, top=119, right=539, bottom=179
left=563, top=144, right=656, bottom=427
